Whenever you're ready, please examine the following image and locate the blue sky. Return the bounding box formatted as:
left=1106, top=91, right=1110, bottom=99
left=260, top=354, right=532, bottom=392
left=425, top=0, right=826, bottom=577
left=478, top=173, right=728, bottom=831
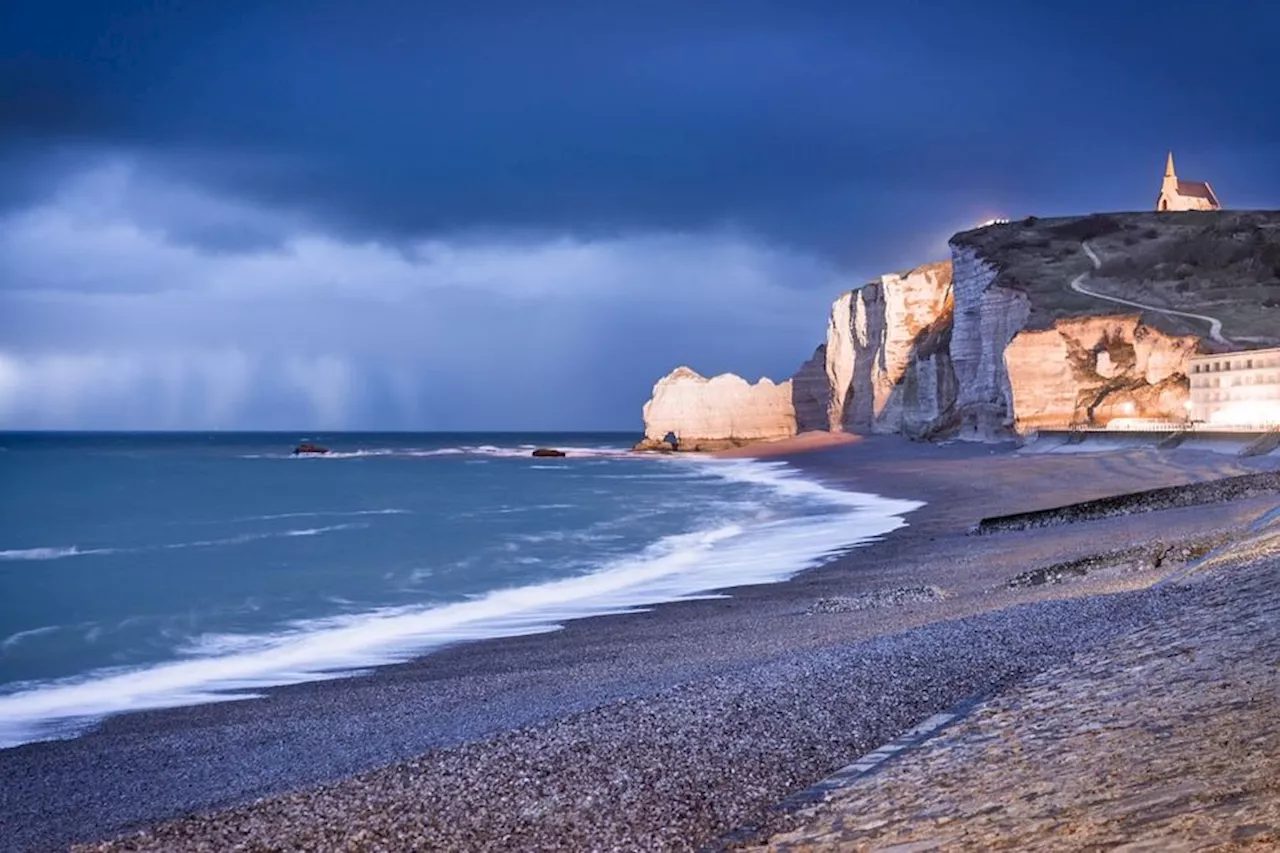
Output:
left=2, top=0, right=1278, bottom=429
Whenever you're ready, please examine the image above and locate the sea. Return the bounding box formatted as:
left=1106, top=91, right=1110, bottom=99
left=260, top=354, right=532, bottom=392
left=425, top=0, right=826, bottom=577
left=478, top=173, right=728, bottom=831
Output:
left=0, top=432, right=921, bottom=749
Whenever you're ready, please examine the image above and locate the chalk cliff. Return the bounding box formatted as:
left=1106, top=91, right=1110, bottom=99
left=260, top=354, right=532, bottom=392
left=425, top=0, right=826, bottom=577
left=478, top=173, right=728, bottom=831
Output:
left=633, top=212, right=1273, bottom=448
left=820, top=261, right=957, bottom=437
left=948, top=246, right=1032, bottom=438
left=1004, top=315, right=1197, bottom=430
left=634, top=367, right=796, bottom=451
left=790, top=345, right=830, bottom=433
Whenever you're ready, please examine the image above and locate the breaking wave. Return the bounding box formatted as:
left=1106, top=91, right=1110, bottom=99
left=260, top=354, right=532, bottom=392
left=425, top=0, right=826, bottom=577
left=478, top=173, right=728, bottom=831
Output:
left=243, top=444, right=630, bottom=460
left=0, top=546, right=115, bottom=562
left=0, top=525, right=365, bottom=564
left=0, top=458, right=922, bottom=748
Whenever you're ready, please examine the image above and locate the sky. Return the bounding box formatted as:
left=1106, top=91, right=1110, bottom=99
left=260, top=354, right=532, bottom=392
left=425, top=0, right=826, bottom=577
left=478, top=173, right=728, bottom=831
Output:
left=2, top=1, right=1279, bottom=430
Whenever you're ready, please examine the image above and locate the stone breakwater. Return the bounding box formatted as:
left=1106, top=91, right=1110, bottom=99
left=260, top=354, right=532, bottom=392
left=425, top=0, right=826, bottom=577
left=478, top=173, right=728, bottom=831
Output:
left=973, top=470, right=1280, bottom=533
left=638, top=238, right=1199, bottom=450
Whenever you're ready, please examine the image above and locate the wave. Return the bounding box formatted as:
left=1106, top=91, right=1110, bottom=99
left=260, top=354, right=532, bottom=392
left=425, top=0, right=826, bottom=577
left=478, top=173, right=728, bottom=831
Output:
left=0, top=546, right=115, bottom=562
left=229, top=509, right=411, bottom=523
left=403, top=444, right=629, bottom=459
left=303, top=449, right=397, bottom=459
left=1, top=625, right=62, bottom=651
left=1, top=524, right=365, bottom=565
left=162, top=523, right=366, bottom=549
left=488, top=504, right=576, bottom=515
left=243, top=444, right=630, bottom=460
left=239, top=449, right=398, bottom=460
left=0, top=459, right=923, bottom=749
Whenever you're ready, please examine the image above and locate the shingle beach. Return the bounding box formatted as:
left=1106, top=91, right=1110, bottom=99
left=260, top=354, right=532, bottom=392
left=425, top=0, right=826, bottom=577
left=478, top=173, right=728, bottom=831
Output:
left=3, top=436, right=1278, bottom=852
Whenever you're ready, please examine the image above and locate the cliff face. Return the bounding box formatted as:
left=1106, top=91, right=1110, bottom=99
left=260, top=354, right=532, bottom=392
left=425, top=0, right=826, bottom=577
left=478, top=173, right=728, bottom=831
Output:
left=1004, top=315, right=1197, bottom=430
left=636, top=263, right=959, bottom=449
left=949, top=246, right=1032, bottom=438
left=634, top=213, right=1264, bottom=448
left=822, top=261, right=957, bottom=437
left=635, top=366, right=796, bottom=451
left=791, top=345, right=829, bottom=433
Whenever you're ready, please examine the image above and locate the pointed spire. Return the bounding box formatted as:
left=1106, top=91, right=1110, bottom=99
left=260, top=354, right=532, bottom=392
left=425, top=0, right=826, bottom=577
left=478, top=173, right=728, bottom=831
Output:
left=1165, top=151, right=1176, bottom=178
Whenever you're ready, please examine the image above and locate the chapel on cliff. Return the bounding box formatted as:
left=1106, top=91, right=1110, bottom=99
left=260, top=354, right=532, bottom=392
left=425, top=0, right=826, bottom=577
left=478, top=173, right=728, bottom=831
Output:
left=1156, top=151, right=1221, bottom=211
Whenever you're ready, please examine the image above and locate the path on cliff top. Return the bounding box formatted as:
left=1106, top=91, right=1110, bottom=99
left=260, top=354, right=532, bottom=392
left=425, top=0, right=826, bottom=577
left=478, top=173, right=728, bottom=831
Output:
left=1073, top=241, right=1230, bottom=345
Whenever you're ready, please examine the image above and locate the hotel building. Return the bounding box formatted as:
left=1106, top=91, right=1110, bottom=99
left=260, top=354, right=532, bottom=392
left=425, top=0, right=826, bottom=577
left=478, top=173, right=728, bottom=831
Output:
left=1188, top=346, right=1280, bottom=427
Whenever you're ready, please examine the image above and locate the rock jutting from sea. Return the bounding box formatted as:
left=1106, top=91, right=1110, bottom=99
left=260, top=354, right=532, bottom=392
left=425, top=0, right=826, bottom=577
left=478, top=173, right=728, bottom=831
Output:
left=636, top=217, right=1207, bottom=451
left=634, top=367, right=796, bottom=451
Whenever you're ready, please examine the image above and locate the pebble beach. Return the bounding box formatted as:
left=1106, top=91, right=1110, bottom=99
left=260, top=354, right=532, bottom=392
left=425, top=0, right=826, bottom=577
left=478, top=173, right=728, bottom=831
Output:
left=3, top=436, right=1278, bottom=852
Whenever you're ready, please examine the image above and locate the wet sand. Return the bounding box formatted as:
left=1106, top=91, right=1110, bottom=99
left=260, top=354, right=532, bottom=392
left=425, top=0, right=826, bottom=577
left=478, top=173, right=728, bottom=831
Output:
left=3, top=437, right=1278, bottom=852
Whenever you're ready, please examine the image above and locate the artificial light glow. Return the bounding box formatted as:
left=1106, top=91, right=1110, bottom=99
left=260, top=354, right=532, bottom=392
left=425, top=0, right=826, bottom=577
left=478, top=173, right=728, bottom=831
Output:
left=1207, top=401, right=1280, bottom=427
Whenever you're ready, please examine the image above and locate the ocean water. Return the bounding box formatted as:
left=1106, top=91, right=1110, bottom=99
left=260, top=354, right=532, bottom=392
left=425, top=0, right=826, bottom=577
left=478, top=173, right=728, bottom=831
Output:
left=0, top=432, right=921, bottom=748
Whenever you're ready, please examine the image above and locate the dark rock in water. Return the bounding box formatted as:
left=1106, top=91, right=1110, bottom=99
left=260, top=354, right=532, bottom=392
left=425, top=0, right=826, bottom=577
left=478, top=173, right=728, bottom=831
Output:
left=293, top=443, right=330, bottom=455
left=631, top=438, right=677, bottom=452
left=531, top=448, right=567, bottom=457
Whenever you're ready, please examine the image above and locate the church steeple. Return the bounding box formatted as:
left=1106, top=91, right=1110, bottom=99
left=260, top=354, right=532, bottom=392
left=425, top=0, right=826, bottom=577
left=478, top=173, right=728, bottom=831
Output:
left=1157, top=150, right=1220, bottom=212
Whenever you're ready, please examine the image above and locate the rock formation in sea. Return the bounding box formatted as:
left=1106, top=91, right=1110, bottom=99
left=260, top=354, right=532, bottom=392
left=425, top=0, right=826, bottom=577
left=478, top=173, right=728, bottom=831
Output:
left=634, top=367, right=796, bottom=451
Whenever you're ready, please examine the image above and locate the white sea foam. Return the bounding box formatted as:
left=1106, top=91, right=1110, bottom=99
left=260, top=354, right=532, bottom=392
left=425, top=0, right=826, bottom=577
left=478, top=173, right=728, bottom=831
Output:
left=306, top=449, right=398, bottom=459
left=405, top=444, right=629, bottom=459
left=1, top=524, right=364, bottom=565
left=490, top=504, right=575, bottom=514
left=0, top=458, right=923, bottom=749
left=230, top=509, right=411, bottom=522
left=0, top=546, right=115, bottom=561
left=1, top=625, right=62, bottom=651
left=244, top=445, right=627, bottom=460
left=239, top=448, right=397, bottom=460
left=161, top=523, right=366, bottom=548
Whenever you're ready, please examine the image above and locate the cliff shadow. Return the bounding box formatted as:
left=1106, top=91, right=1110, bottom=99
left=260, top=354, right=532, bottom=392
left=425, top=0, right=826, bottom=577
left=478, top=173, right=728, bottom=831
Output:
left=791, top=344, right=831, bottom=433
left=844, top=282, right=887, bottom=430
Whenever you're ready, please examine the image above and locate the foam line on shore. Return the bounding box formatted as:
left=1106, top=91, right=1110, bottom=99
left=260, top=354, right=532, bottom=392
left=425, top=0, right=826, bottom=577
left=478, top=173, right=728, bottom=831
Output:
left=0, top=459, right=922, bottom=750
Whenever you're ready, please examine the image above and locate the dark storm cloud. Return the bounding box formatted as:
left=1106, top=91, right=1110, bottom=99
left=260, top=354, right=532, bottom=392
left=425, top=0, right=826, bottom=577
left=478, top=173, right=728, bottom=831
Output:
left=2, top=1, right=1279, bottom=429
left=0, top=160, right=844, bottom=428
left=6, top=0, right=1277, bottom=260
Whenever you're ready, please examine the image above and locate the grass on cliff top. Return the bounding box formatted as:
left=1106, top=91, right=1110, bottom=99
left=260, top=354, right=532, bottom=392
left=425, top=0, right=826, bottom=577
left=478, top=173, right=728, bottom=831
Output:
left=952, top=210, right=1280, bottom=348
